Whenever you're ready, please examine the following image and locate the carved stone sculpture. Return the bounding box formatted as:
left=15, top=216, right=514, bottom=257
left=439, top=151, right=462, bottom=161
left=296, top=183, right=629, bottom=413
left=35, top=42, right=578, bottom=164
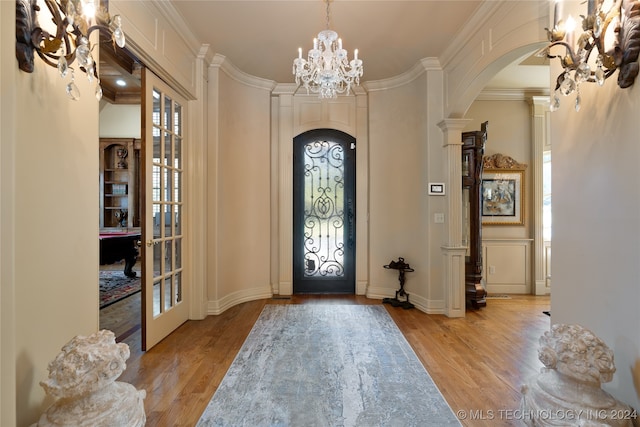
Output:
left=521, top=324, right=637, bottom=426
left=35, top=330, right=146, bottom=427
left=482, top=153, right=527, bottom=170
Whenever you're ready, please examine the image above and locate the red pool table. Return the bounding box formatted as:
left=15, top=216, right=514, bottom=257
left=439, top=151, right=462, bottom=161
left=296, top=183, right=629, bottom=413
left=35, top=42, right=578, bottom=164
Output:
left=99, top=231, right=141, bottom=277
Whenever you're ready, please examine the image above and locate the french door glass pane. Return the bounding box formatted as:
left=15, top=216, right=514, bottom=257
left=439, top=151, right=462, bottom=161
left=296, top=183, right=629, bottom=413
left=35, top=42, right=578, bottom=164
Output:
left=174, top=171, right=181, bottom=203
left=152, top=166, right=161, bottom=203
left=153, top=243, right=162, bottom=278
left=164, top=131, right=172, bottom=166
left=174, top=103, right=182, bottom=135
left=175, top=137, right=182, bottom=169
left=153, top=280, right=161, bottom=316
left=152, top=90, right=161, bottom=126
left=164, top=204, right=173, bottom=237
left=164, top=168, right=172, bottom=202
left=165, top=241, right=173, bottom=274
left=164, top=275, right=173, bottom=311
left=164, top=95, right=172, bottom=129
left=175, top=205, right=182, bottom=235
left=175, top=237, right=182, bottom=269
left=175, top=272, right=182, bottom=303
left=153, top=203, right=161, bottom=238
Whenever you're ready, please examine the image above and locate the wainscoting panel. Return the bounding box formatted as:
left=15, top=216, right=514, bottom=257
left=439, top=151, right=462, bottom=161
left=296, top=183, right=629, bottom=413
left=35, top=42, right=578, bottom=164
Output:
left=482, top=239, right=532, bottom=294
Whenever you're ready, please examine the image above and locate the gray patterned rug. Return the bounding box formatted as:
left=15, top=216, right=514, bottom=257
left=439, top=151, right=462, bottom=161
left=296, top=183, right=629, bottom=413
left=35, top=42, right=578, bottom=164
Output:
left=197, top=304, right=461, bottom=426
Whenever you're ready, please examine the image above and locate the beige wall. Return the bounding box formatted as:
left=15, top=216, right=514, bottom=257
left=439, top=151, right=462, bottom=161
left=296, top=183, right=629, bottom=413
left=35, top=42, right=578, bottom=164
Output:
left=367, top=75, right=434, bottom=303
left=550, top=68, right=640, bottom=410
left=7, top=19, right=100, bottom=427
left=99, top=102, right=141, bottom=138
left=206, top=66, right=273, bottom=310
left=1, top=2, right=17, bottom=424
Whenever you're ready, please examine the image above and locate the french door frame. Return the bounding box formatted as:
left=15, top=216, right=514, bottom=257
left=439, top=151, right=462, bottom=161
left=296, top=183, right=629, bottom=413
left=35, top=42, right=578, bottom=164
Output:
left=141, top=68, right=189, bottom=350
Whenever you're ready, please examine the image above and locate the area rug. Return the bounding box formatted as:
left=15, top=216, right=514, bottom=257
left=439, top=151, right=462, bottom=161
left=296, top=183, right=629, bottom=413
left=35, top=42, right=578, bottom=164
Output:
left=197, top=305, right=461, bottom=426
left=99, top=270, right=141, bottom=309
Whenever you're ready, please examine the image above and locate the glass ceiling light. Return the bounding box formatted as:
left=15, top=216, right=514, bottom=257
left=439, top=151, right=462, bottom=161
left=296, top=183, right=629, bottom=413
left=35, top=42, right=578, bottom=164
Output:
left=15, top=0, right=126, bottom=101
left=293, top=0, right=363, bottom=98
left=539, top=0, right=640, bottom=112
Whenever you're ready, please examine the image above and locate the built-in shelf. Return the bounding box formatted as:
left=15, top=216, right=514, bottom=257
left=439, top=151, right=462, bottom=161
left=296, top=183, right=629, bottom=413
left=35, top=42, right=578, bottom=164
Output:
left=99, top=138, right=141, bottom=230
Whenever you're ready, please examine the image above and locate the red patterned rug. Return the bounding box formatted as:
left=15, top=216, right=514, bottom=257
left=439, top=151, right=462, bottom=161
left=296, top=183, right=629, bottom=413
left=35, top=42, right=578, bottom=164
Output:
left=100, top=270, right=141, bottom=309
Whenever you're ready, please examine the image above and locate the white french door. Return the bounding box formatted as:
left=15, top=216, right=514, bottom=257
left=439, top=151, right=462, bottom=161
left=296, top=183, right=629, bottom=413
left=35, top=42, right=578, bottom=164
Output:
left=142, top=69, right=189, bottom=350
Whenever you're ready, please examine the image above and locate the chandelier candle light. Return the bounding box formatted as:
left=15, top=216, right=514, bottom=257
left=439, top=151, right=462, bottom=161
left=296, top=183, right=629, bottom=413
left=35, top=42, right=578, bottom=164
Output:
left=15, top=0, right=126, bottom=101
left=540, top=0, right=640, bottom=112
left=293, top=0, right=363, bottom=98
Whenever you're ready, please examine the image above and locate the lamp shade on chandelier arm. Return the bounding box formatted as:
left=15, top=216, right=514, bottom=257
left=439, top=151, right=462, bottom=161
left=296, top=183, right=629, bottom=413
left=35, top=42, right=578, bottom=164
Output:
left=292, top=1, right=363, bottom=98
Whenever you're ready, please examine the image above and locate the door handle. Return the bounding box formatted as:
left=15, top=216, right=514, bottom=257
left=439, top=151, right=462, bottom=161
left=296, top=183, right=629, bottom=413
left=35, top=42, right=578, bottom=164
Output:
left=146, top=240, right=159, bottom=247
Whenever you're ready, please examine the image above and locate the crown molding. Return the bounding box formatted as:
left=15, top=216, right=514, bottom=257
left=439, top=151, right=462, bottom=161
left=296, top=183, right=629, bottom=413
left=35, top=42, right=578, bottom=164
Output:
left=272, top=83, right=298, bottom=96
left=210, top=54, right=277, bottom=92
left=364, top=58, right=442, bottom=92
left=476, top=88, right=550, bottom=101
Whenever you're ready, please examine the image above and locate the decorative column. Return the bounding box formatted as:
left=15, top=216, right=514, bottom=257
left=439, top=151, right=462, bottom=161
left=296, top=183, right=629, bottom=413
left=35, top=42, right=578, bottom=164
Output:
left=188, top=44, right=213, bottom=320
left=354, top=86, right=369, bottom=295
left=273, top=84, right=297, bottom=295
left=438, top=119, right=471, bottom=318
left=530, top=97, right=550, bottom=295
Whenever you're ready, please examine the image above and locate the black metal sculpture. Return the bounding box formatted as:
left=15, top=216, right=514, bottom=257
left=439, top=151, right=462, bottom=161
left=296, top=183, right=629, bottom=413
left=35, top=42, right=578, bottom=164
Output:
left=382, top=257, right=415, bottom=309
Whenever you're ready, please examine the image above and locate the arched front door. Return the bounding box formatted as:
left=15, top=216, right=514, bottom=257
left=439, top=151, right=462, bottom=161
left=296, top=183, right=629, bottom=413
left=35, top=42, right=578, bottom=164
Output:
left=293, top=129, right=356, bottom=294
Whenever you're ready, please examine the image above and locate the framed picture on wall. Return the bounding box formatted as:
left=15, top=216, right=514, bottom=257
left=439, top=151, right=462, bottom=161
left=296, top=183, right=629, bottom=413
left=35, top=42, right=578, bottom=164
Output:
left=481, top=169, right=524, bottom=225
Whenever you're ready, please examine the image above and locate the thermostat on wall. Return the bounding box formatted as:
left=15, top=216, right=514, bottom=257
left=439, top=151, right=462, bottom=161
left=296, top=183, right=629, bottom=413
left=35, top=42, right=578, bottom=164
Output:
left=428, top=183, right=445, bottom=195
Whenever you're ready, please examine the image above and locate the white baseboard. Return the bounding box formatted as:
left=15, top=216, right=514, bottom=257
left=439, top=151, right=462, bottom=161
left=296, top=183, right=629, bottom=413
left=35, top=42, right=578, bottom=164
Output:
left=207, top=285, right=273, bottom=315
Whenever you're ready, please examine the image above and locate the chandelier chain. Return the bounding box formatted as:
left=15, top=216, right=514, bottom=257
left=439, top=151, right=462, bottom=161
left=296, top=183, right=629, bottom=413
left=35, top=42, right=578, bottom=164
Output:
left=325, top=0, right=331, bottom=30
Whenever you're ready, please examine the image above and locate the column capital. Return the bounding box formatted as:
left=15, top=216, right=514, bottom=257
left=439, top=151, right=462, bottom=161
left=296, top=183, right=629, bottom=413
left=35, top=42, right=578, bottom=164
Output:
left=437, top=118, right=472, bottom=133
left=530, top=96, right=551, bottom=115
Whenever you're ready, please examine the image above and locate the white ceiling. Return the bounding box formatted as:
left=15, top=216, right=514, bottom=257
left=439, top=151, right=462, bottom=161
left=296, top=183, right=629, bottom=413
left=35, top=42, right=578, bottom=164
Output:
left=168, top=0, right=550, bottom=90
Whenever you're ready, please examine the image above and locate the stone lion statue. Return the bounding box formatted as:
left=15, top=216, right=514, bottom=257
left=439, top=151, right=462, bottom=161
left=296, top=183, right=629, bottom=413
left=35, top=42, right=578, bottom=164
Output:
left=521, top=324, right=637, bottom=426
left=35, top=330, right=146, bottom=427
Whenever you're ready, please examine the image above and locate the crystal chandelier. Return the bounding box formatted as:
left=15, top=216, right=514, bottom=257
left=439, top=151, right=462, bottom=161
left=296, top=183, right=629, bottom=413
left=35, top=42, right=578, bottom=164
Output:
left=539, top=0, right=640, bottom=112
left=292, top=0, right=363, bottom=98
left=15, top=0, right=126, bottom=101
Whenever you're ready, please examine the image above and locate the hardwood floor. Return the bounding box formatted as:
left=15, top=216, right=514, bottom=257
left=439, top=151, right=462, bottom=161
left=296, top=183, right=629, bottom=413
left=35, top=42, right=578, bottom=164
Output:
left=115, top=294, right=550, bottom=426
left=99, top=260, right=141, bottom=340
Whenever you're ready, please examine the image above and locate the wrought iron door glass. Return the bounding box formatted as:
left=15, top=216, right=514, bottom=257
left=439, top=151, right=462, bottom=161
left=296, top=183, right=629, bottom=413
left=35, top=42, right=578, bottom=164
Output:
left=302, top=140, right=345, bottom=278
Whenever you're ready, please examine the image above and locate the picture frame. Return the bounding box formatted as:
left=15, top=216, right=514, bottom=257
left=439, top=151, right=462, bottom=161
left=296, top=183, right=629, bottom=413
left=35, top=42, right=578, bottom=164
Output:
left=481, top=169, right=525, bottom=225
